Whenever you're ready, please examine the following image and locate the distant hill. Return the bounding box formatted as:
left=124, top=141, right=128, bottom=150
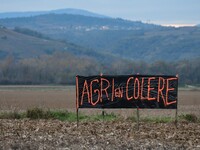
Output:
left=0, top=13, right=157, bottom=31
left=0, top=27, right=115, bottom=62
left=0, top=13, right=200, bottom=62
left=0, top=8, right=108, bottom=19
left=0, top=28, right=65, bottom=59
left=0, top=12, right=200, bottom=85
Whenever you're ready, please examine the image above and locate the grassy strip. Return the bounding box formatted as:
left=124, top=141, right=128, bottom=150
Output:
left=126, top=116, right=174, bottom=123
left=179, top=113, right=198, bottom=123
left=0, top=108, right=117, bottom=122
left=0, top=108, right=199, bottom=123
left=0, top=111, right=26, bottom=119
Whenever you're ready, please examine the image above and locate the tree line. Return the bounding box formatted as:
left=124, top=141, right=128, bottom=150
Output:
left=0, top=52, right=199, bottom=86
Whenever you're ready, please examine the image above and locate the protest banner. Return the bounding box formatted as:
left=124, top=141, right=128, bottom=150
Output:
left=76, top=75, right=178, bottom=109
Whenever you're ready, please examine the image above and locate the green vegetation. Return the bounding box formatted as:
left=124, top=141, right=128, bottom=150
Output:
left=126, top=115, right=174, bottom=123
left=26, top=108, right=81, bottom=121
left=26, top=107, right=52, bottom=119
left=141, top=116, right=174, bottom=123
left=50, top=110, right=80, bottom=121
left=26, top=108, right=117, bottom=122
left=89, top=112, right=117, bottom=121
left=0, top=110, right=25, bottom=119
left=0, top=108, right=199, bottom=123
left=0, top=53, right=199, bottom=85
left=179, top=113, right=198, bottom=123
left=0, top=108, right=117, bottom=122
left=14, top=27, right=50, bottom=40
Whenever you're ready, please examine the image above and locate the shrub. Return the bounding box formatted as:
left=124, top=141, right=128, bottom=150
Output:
left=180, top=113, right=198, bottom=122
left=26, top=107, right=46, bottom=119
left=0, top=111, right=24, bottom=119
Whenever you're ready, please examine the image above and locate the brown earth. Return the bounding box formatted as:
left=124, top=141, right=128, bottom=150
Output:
left=0, top=119, right=200, bottom=150
left=0, top=86, right=200, bottom=149
left=0, top=86, right=199, bottom=117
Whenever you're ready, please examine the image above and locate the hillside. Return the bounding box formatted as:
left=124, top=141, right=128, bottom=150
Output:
left=0, top=13, right=156, bottom=32
left=0, top=27, right=113, bottom=62
left=0, top=13, right=199, bottom=61
left=0, top=28, right=114, bottom=84
left=0, top=12, right=200, bottom=84
left=0, top=28, right=66, bottom=59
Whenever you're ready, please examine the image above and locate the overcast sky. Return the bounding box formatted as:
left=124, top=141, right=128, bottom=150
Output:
left=0, top=0, right=199, bottom=26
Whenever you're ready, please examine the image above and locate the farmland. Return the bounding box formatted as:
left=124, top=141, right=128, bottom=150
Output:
left=0, top=86, right=200, bottom=149
left=0, top=85, right=199, bottom=116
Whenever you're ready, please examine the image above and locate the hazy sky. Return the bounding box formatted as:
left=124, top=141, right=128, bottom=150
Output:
left=0, top=0, right=199, bottom=26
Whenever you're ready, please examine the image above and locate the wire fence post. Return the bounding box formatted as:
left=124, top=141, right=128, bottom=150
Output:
left=76, top=75, right=79, bottom=128
left=175, top=108, right=178, bottom=128
left=175, top=74, right=179, bottom=128
left=76, top=108, right=79, bottom=127
left=137, top=107, right=140, bottom=130
left=102, top=108, right=105, bottom=122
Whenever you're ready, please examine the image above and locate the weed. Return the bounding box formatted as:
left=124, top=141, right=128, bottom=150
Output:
left=26, top=107, right=49, bottom=119
left=179, top=113, right=198, bottom=122
left=0, top=108, right=199, bottom=123
left=89, top=112, right=117, bottom=121
left=141, top=116, right=173, bottom=123
left=126, top=116, right=137, bottom=122
left=50, top=110, right=77, bottom=121
left=0, top=111, right=25, bottom=119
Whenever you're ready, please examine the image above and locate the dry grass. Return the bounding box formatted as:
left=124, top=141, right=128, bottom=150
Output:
left=0, top=86, right=75, bottom=111
left=0, top=86, right=199, bottom=118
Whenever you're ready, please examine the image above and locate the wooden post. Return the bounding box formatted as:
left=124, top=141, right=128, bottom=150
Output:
left=137, top=107, right=140, bottom=130
left=76, top=75, right=79, bottom=128
left=102, top=108, right=105, bottom=121
left=175, top=74, right=179, bottom=128
left=76, top=108, right=79, bottom=127
left=175, top=108, right=178, bottom=128
left=100, top=72, right=105, bottom=123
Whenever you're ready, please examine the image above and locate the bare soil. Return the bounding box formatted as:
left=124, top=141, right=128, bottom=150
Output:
left=0, top=119, right=200, bottom=150
left=0, top=86, right=199, bottom=116
left=0, top=86, right=200, bottom=149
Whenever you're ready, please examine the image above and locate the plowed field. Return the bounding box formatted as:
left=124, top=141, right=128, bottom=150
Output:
left=0, top=86, right=199, bottom=149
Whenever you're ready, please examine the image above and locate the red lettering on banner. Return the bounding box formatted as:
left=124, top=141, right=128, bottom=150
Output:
left=147, top=77, right=156, bottom=101
left=100, top=77, right=110, bottom=101
left=134, top=77, right=140, bottom=99
left=141, top=77, right=147, bottom=100
left=157, top=77, right=166, bottom=105
left=81, top=80, right=90, bottom=105
left=166, top=78, right=177, bottom=106
left=111, top=78, right=115, bottom=101
left=126, top=77, right=134, bottom=100
left=90, top=79, right=100, bottom=106
left=77, top=75, right=178, bottom=108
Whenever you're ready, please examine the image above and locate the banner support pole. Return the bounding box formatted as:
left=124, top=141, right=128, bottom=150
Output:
left=137, top=107, right=140, bottom=130
left=102, top=108, right=105, bottom=122
left=102, top=109, right=105, bottom=134
left=76, top=108, right=79, bottom=127
left=175, top=74, right=179, bottom=129
left=76, top=75, right=79, bottom=128
left=100, top=72, right=105, bottom=124
left=175, top=108, right=178, bottom=128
